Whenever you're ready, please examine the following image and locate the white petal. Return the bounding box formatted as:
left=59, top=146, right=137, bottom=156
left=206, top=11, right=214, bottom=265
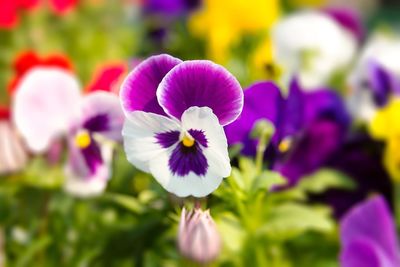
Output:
left=122, top=111, right=180, bottom=172
left=272, top=11, right=357, bottom=89
left=0, top=121, right=28, bottom=174
left=181, top=106, right=231, bottom=177
left=80, top=91, right=124, bottom=141
left=148, top=150, right=226, bottom=198
left=12, top=67, right=82, bottom=153
left=64, top=142, right=113, bottom=198
left=148, top=107, right=231, bottom=198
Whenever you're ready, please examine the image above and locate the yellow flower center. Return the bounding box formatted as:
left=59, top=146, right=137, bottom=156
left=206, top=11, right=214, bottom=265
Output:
left=278, top=137, right=292, bottom=153
left=75, top=130, right=91, bottom=149
left=182, top=133, right=195, bottom=147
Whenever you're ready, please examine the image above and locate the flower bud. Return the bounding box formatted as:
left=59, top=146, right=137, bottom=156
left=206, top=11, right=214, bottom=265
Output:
left=178, top=207, right=221, bottom=263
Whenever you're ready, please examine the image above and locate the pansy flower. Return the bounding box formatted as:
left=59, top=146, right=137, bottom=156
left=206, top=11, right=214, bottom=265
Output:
left=271, top=11, right=357, bottom=89
left=0, top=106, right=27, bottom=175
left=340, top=195, right=400, bottom=267
left=224, top=78, right=350, bottom=185
left=12, top=52, right=124, bottom=197
left=0, top=0, right=77, bottom=29
left=348, top=33, right=400, bottom=122
left=120, top=54, right=243, bottom=197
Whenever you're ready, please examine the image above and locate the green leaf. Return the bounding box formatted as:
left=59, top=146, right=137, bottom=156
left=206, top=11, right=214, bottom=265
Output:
left=103, top=193, right=144, bottom=214
left=298, top=169, right=356, bottom=194
left=259, top=203, right=334, bottom=240
left=251, top=171, right=287, bottom=193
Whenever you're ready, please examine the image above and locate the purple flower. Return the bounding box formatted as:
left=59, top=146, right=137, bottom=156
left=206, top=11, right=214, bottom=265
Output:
left=13, top=67, right=124, bottom=197
left=120, top=54, right=243, bottom=197
left=143, top=0, right=201, bottom=17
left=224, top=78, right=350, bottom=185
left=178, top=207, right=221, bottom=263
left=340, top=195, right=400, bottom=267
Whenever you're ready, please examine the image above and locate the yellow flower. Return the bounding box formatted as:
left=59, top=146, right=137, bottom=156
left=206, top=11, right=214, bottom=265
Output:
left=369, top=98, right=400, bottom=182
left=189, top=0, right=280, bottom=63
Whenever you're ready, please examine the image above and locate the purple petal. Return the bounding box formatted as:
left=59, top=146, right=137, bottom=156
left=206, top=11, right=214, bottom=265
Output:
left=157, top=60, right=243, bottom=126
left=188, top=129, right=208, bottom=148
left=120, top=54, right=182, bottom=115
left=68, top=138, right=103, bottom=178
left=274, top=120, right=344, bottom=186
left=224, top=81, right=283, bottom=156
left=81, top=92, right=124, bottom=142
left=340, top=196, right=400, bottom=266
left=144, top=0, right=200, bottom=16
left=323, top=7, right=364, bottom=42
left=169, top=142, right=209, bottom=176
left=304, top=89, right=351, bottom=129
left=340, top=238, right=392, bottom=267
left=279, top=78, right=305, bottom=140
left=367, top=61, right=393, bottom=107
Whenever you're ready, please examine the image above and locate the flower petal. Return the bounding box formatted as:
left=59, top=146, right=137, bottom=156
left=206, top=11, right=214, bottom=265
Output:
left=274, top=120, right=344, bottom=185
left=64, top=140, right=112, bottom=197
left=149, top=107, right=231, bottom=197
left=81, top=91, right=124, bottom=142
left=122, top=111, right=180, bottom=172
left=224, top=81, right=283, bottom=156
left=0, top=0, right=18, bottom=29
left=340, top=238, right=394, bottom=267
left=12, top=67, right=81, bottom=153
left=49, top=0, right=76, bottom=15
left=0, top=121, right=28, bottom=174
left=120, top=54, right=182, bottom=115
left=157, top=60, right=243, bottom=126
left=340, top=195, right=400, bottom=265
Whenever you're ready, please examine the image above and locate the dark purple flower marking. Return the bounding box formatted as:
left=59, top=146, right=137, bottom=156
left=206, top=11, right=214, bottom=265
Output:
left=155, top=129, right=209, bottom=176
left=83, top=113, right=109, bottom=133
left=156, top=130, right=180, bottom=148
left=169, top=143, right=208, bottom=176
left=188, top=129, right=208, bottom=147
left=81, top=139, right=103, bottom=176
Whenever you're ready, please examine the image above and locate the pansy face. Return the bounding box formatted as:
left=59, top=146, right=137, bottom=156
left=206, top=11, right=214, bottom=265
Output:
left=65, top=92, right=124, bottom=197
left=12, top=63, right=124, bottom=197
left=120, top=54, right=243, bottom=197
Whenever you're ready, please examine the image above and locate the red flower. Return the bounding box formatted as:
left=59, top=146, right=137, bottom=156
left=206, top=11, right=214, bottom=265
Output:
left=0, top=0, right=77, bottom=29
left=8, top=50, right=73, bottom=95
left=85, top=62, right=127, bottom=94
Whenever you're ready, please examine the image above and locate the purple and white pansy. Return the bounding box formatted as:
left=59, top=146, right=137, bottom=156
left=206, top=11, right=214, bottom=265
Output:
left=12, top=66, right=124, bottom=197
left=120, top=54, right=243, bottom=197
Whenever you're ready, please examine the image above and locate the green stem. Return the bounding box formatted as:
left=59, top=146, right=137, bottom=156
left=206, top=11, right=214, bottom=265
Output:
left=255, top=132, right=268, bottom=174
left=394, top=182, right=400, bottom=227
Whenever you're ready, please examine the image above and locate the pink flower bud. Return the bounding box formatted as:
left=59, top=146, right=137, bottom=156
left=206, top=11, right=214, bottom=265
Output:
left=178, top=207, right=221, bottom=263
